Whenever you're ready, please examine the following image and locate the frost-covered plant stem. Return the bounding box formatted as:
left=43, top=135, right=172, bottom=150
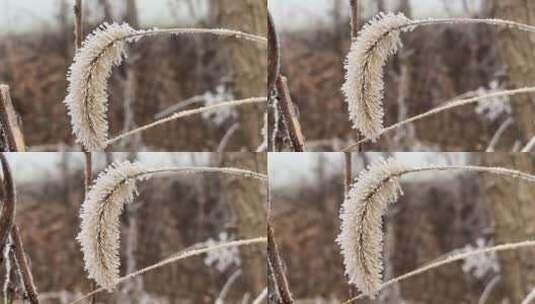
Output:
left=275, top=77, right=305, bottom=152
left=342, top=87, right=535, bottom=151
left=343, top=239, right=535, bottom=303
left=521, top=135, right=535, bottom=152
left=12, top=226, right=39, bottom=304
left=106, top=97, right=266, bottom=146
left=338, top=157, right=535, bottom=298
left=267, top=224, right=294, bottom=304
left=124, top=28, right=267, bottom=44
left=69, top=237, right=267, bottom=304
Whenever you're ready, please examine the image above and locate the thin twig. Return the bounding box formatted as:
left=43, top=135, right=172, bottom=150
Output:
left=106, top=97, right=266, bottom=146
left=275, top=77, right=305, bottom=151
left=349, top=0, right=361, bottom=152
left=0, top=85, right=26, bottom=152
left=68, top=237, right=267, bottom=304
left=74, top=0, right=83, bottom=49
left=268, top=11, right=305, bottom=152
left=521, top=135, right=535, bottom=152
left=342, top=87, right=535, bottom=151
left=135, top=166, right=268, bottom=183
left=214, top=270, right=242, bottom=304
left=216, top=123, right=240, bottom=153
left=3, top=241, right=15, bottom=304
left=0, top=154, right=15, bottom=253
left=153, top=96, right=204, bottom=119
left=344, top=153, right=352, bottom=195
left=267, top=224, right=294, bottom=304
left=268, top=11, right=280, bottom=92
left=486, top=117, right=513, bottom=152
left=11, top=226, right=38, bottom=304
left=343, top=240, right=535, bottom=303
left=349, top=0, right=360, bottom=39
left=0, top=155, right=38, bottom=303
left=479, top=275, right=500, bottom=304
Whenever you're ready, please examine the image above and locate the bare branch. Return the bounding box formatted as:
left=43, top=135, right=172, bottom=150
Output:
left=11, top=226, right=38, bottom=304
left=0, top=154, right=15, bottom=253
left=275, top=77, right=305, bottom=151
left=267, top=224, right=294, bottom=304
left=0, top=86, right=26, bottom=152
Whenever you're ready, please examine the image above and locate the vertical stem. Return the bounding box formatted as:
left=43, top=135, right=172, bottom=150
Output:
left=268, top=10, right=305, bottom=152
left=11, top=226, right=38, bottom=304
left=74, top=0, right=83, bottom=49
left=0, top=154, right=15, bottom=252
left=350, top=0, right=360, bottom=40
left=84, top=153, right=92, bottom=192
left=267, top=11, right=280, bottom=92
left=349, top=0, right=362, bottom=152
left=0, top=86, right=26, bottom=152
left=0, top=154, right=38, bottom=303
left=267, top=223, right=294, bottom=304
left=275, top=76, right=305, bottom=152
left=344, top=153, right=352, bottom=194
left=74, top=2, right=96, bottom=303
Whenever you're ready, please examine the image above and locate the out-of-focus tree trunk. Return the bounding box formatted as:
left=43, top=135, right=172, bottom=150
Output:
left=218, top=0, right=267, bottom=149
left=223, top=153, right=267, bottom=295
left=398, top=0, right=412, bottom=18
left=479, top=154, right=535, bottom=303
left=125, top=0, right=139, bottom=28
left=98, top=0, right=113, bottom=23
left=493, top=0, right=535, bottom=144
left=377, top=0, right=386, bottom=12
left=119, top=0, right=141, bottom=151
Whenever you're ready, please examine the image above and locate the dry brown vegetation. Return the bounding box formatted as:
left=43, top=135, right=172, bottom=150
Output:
left=8, top=153, right=266, bottom=303
left=0, top=1, right=266, bottom=151
left=270, top=153, right=535, bottom=303
left=276, top=4, right=521, bottom=151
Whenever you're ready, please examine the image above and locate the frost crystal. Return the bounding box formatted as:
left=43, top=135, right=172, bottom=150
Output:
left=77, top=161, right=150, bottom=291
left=202, top=232, right=241, bottom=272
left=201, top=85, right=236, bottom=126
left=461, top=238, right=499, bottom=279
left=336, top=157, right=408, bottom=297
left=475, top=81, right=511, bottom=121
left=342, top=13, right=412, bottom=141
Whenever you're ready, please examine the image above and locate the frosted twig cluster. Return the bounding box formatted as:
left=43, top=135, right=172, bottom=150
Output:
left=343, top=12, right=535, bottom=142
left=78, top=161, right=267, bottom=291
left=64, top=22, right=267, bottom=151
left=337, top=157, right=535, bottom=297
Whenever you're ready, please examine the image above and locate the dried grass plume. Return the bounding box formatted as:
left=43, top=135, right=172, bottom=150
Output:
left=336, top=157, right=407, bottom=298
left=342, top=13, right=412, bottom=141
left=64, top=23, right=138, bottom=151
left=77, top=161, right=150, bottom=291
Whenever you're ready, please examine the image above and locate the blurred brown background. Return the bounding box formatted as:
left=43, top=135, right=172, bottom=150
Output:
left=269, top=0, right=535, bottom=151
left=0, top=0, right=266, bottom=151
left=7, top=152, right=267, bottom=303
left=269, top=152, right=535, bottom=303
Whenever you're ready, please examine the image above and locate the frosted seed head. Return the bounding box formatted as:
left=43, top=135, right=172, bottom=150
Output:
left=64, top=23, right=137, bottom=151
left=336, top=157, right=408, bottom=297
left=77, top=161, right=149, bottom=290
left=342, top=13, right=412, bottom=141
